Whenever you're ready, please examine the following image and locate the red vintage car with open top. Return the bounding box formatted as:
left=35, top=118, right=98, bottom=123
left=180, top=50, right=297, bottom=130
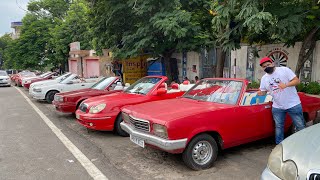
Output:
left=23, top=72, right=57, bottom=89
left=75, top=76, right=186, bottom=136
left=120, top=78, right=320, bottom=170
left=52, top=76, right=123, bottom=113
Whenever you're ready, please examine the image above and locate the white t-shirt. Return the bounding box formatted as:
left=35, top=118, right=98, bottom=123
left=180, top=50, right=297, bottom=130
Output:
left=260, top=67, right=301, bottom=109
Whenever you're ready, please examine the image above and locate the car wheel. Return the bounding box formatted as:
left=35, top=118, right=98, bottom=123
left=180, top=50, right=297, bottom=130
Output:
left=182, top=134, right=218, bottom=170
left=45, top=91, right=58, bottom=103
left=114, top=114, right=129, bottom=137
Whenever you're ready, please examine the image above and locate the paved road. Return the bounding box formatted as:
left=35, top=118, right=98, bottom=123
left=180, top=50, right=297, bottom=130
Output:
left=0, top=86, right=275, bottom=180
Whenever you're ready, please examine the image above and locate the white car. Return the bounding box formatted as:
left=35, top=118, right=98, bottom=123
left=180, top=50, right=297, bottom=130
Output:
left=30, top=74, right=100, bottom=103
left=0, top=70, right=11, bottom=87
left=261, top=120, right=320, bottom=180
left=29, top=72, right=72, bottom=93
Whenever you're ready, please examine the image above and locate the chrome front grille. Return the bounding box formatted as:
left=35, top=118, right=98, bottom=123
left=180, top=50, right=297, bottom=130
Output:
left=79, top=103, right=88, bottom=112
left=122, top=113, right=150, bottom=132
left=308, top=170, right=320, bottom=180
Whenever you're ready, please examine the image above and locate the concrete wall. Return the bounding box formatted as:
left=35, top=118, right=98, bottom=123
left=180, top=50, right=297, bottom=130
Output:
left=172, top=51, right=200, bottom=83
left=231, top=41, right=320, bottom=82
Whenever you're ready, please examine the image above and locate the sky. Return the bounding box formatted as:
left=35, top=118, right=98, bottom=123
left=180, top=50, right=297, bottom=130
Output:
left=0, top=0, right=30, bottom=36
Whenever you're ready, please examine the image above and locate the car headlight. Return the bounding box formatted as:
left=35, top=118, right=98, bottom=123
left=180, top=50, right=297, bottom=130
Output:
left=153, top=124, right=168, bottom=139
left=33, top=88, right=42, bottom=92
left=54, top=95, right=63, bottom=102
left=89, top=103, right=106, bottom=114
left=268, top=144, right=298, bottom=180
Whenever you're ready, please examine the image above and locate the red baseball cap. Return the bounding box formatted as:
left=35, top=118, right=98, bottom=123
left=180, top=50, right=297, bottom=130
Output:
left=259, top=57, right=273, bottom=66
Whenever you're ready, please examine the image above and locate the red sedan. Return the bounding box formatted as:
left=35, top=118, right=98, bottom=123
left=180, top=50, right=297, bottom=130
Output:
left=13, top=71, right=36, bottom=86
left=75, top=76, right=186, bottom=136
left=23, top=72, right=57, bottom=89
left=120, top=78, right=320, bottom=170
left=52, top=77, right=122, bottom=113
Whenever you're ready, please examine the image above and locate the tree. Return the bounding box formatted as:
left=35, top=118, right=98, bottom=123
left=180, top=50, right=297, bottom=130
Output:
left=0, top=34, right=13, bottom=69
left=50, top=0, right=93, bottom=68
left=89, top=0, right=213, bottom=81
left=210, top=0, right=320, bottom=77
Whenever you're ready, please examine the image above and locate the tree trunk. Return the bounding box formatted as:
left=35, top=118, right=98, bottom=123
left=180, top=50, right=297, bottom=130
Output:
left=215, top=50, right=226, bottom=77
left=295, top=27, right=319, bottom=77
left=163, top=49, right=175, bottom=82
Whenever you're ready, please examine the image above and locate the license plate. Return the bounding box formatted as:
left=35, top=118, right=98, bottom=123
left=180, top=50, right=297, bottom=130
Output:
left=130, top=135, right=145, bottom=148
left=76, top=114, right=80, bottom=119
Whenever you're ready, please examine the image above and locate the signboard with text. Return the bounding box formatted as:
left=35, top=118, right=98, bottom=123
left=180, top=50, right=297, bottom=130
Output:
left=246, top=47, right=256, bottom=81
left=123, top=55, right=148, bottom=84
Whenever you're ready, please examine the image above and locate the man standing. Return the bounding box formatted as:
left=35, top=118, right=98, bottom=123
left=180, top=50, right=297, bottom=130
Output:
left=257, top=57, right=305, bottom=144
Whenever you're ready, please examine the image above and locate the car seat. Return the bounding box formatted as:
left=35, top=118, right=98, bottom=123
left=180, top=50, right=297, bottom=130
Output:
left=114, top=82, right=124, bottom=90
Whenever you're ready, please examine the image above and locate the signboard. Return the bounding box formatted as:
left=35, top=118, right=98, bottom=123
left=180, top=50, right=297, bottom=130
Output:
left=123, top=55, right=148, bottom=84
left=300, top=53, right=314, bottom=84
left=70, top=42, right=80, bottom=51
left=246, top=47, right=256, bottom=81
left=182, top=51, right=187, bottom=78
left=266, top=47, right=289, bottom=67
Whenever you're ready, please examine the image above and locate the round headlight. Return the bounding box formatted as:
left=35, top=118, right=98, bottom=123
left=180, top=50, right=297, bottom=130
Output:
left=89, top=103, right=106, bottom=114
left=282, top=160, right=298, bottom=180
left=268, top=144, right=283, bottom=177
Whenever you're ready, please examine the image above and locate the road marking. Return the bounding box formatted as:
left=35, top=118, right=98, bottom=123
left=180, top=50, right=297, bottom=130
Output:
left=15, top=87, right=108, bottom=180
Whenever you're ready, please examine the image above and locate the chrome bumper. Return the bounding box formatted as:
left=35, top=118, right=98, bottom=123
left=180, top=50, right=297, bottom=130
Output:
left=260, top=167, right=281, bottom=180
left=120, top=122, right=187, bottom=151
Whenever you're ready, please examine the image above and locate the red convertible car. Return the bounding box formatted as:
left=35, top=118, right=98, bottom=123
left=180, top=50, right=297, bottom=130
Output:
left=75, top=76, right=186, bottom=136
left=23, top=72, right=57, bottom=89
left=120, top=78, right=320, bottom=170
left=13, top=71, right=36, bottom=86
left=53, top=76, right=123, bottom=113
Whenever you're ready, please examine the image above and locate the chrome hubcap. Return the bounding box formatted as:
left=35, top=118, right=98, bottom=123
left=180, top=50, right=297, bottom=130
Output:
left=192, top=141, right=213, bottom=165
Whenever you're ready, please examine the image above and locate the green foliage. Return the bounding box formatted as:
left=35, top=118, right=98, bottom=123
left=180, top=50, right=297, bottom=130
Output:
left=296, top=83, right=306, bottom=92
left=304, top=82, right=320, bottom=95
left=247, top=81, right=260, bottom=89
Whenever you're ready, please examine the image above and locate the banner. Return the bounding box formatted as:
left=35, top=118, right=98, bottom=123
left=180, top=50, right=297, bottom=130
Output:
left=123, top=55, right=148, bottom=84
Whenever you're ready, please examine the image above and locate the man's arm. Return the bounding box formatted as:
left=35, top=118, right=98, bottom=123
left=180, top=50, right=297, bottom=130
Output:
left=279, top=76, right=300, bottom=89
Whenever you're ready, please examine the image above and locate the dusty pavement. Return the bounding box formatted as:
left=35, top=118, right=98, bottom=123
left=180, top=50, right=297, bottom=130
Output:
left=0, top=86, right=275, bottom=180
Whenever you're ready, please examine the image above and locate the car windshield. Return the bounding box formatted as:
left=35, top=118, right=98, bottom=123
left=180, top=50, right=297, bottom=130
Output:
left=57, top=73, right=72, bottom=82
left=183, top=79, right=243, bottom=105
left=21, top=72, right=36, bottom=77
left=39, top=72, right=50, bottom=78
left=0, top=71, right=8, bottom=76
left=60, top=74, right=79, bottom=84
left=91, top=77, right=117, bottom=90
left=125, top=77, right=161, bottom=95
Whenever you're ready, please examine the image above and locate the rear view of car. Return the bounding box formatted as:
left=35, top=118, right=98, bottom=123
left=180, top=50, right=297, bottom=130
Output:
left=0, top=70, right=11, bottom=87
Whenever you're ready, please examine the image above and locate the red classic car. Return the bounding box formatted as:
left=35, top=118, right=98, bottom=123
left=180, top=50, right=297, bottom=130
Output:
left=75, top=76, right=186, bottom=136
left=52, top=76, right=123, bottom=113
left=23, top=72, right=57, bottom=89
left=120, top=78, right=320, bottom=170
left=13, top=71, right=36, bottom=86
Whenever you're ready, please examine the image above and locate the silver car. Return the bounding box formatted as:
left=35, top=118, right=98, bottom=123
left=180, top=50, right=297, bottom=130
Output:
left=261, top=123, right=320, bottom=180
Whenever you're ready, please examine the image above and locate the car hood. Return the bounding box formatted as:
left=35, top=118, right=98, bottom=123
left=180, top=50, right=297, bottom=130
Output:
left=31, top=79, right=58, bottom=87
left=123, top=98, right=229, bottom=124
left=282, top=123, right=320, bottom=179
left=57, top=88, right=100, bottom=97
left=83, top=92, right=146, bottom=107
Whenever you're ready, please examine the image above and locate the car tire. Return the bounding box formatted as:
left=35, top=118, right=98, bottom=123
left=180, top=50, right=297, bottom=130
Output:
left=114, top=114, right=129, bottom=137
left=45, top=90, right=58, bottom=103
left=182, top=134, right=218, bottom=170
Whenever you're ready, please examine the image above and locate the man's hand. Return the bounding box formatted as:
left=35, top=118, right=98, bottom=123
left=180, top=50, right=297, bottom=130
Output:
left=257, top=90, right=267, bottom=96
left=278, top=82, right=287, bottom=89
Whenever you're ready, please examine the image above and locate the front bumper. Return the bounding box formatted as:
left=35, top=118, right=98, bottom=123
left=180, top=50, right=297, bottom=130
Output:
left=53, top=101, right=76, bottom=113
left=260, top=167, right=281, bottom=180
left=30, top=91, right=45, bottom=100
left=76, top=111, right=116, bottom=131
left=23, top=83, right=31, bottom=89
left=0, top=81, right=11, bottom=86
left=120, top=122, right=187, bottom=152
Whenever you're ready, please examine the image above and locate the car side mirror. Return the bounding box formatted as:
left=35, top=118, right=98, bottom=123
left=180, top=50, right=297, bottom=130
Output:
left=156, top=88, right=167, bottom=95
left=66, top=81, right=73, bottom=84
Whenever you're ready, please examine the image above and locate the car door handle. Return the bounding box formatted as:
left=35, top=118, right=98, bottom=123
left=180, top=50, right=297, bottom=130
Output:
left=81, top=84, right=85, bottom=86
left=265, top=105, right=271, bottom=109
